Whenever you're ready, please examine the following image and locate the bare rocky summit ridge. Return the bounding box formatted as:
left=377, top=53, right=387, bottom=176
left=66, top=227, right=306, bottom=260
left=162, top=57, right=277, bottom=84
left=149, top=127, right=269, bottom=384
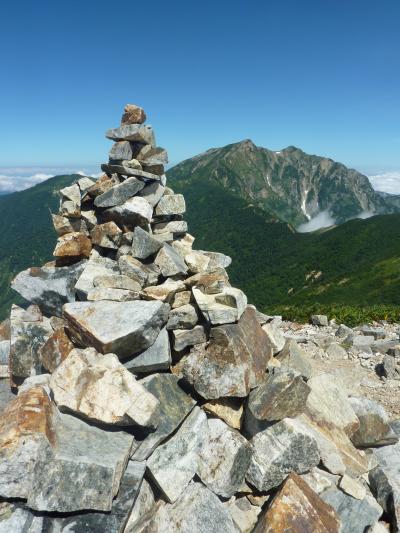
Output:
left=0, top=105, right=399, bottom=531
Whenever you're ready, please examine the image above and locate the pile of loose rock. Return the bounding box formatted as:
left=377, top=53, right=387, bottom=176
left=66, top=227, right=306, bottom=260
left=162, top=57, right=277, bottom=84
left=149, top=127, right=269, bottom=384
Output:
left=0, top=105, right=400, bottom=532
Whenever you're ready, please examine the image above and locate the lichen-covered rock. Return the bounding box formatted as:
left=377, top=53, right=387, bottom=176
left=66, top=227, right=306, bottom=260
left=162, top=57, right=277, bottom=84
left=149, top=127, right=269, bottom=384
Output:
left=147, top=407, right=207, bottom=502
left=246, top=418, right=320, bottom=492
left=197, top=417, right=253, bottom=498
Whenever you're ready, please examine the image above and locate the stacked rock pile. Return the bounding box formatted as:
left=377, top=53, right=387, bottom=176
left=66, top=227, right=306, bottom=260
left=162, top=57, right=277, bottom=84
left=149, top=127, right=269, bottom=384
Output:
left=0, top=105, right=399, bottom=532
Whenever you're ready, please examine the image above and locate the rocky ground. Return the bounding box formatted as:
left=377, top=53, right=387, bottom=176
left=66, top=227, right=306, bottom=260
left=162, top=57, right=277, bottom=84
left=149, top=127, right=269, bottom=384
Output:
left=0, top=105, right=400, bottom=532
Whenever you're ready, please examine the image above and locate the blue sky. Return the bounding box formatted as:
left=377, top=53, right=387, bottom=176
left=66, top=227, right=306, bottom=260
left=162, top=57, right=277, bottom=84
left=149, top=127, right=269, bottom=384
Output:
left=1, top=0, right=400, bottom=192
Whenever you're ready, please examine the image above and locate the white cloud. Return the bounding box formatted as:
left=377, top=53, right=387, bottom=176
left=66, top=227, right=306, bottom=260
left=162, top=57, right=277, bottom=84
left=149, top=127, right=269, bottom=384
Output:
left=0, top=167, right=102, bottom=193
left=368, top=172, right=400, bottom=195
left=297, top=210, right=336, bottom=232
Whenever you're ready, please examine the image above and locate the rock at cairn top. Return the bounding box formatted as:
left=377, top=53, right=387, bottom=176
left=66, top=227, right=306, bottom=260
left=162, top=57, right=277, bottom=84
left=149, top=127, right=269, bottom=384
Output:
left=2, top=103, right=394, bottom=531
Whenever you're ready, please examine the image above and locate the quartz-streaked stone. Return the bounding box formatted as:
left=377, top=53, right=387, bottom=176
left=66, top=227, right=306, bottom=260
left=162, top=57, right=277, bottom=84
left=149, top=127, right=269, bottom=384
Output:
left=155, top=243, right=188, bottom=277
left=276, top=339, right=312, bottom=379
left=27, top=411, right=135, bottom=513
left=91, top=221, right=122, bottom=249
left=132, top=373, right=196, bottom=461
left=63, top=300, right=169, bottom=358
left=93, top=273, right=141, bottom=291
left=320, top=486, right=383, bottom=533
left=75, top=258, right=118, bottom=298
left=223, top=496, right=261, bottom=533
left=147, top=407, right=207, bottom=502
left=131, top=226, right=163, bottom=259
left=246, top=366, right=310, bottom=422
left=41, top=460, right=146, bottom=532
left=198, top=417, right=253, bottom=498
left=306, top=373, right=359, bottom=437
left=182, top=306, right=272, bottom=399
left=253, top=473, right=341, bottom=533
left=104, top=196, right=153, bottom=225
left=349, top=396, right=398, bottom=447
left=94, top=176, right=145, bottom=208
left=339, top=474, right=367, bottom=500
left=203, top=398, right=244, bottom=430
left=153, top=219, right=188, bottom=234
left=125, top=479, right=156, bottom=533
left=193, top=286, right=247, bottom=325
left=106, top=123, right=155, bottom=145
left=262, top=322, right=285, bottom=355
left=172, top=325, right=206, bottom=351
left=87, top=287, right=140, bottom=301
left=11, top=261, right=86, bottom=317
left=166, top=304, right=198, bottom=330
left=132, top=482, right=236, bottom=533
left=124, top=328, right=171, bottom=373
left=155, top=194, right=186, bottom=216
left=50, top=348, right=160, bottom=427
left=9, top=305, right=52, bottom=379
left=246, top=418, right=320, bottom=492
left=143, top=278, right=185, bottom=302
left=301, top=467, right=340, bottom=494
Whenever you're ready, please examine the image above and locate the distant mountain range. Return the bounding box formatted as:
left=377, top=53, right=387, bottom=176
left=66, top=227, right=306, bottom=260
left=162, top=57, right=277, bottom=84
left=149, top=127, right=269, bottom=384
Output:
left=0, top=143, right=399, bottom=320
left=169, top=140, right=400, bottom=226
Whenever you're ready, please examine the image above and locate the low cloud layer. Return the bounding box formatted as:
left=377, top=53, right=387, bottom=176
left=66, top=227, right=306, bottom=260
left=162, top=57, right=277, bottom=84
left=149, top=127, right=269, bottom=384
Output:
left=368, top=172, right=400, bottom=194
left=297, top=211, right=335, bottom=232
left=0, top=167, right=102, bottom=193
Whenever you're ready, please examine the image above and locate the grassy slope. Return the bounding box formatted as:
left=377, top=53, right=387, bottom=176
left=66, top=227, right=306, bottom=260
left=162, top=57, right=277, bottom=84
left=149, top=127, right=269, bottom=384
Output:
left=168, top=173, right=400, bottom=320
left=0, top=175, right=78, bottom=319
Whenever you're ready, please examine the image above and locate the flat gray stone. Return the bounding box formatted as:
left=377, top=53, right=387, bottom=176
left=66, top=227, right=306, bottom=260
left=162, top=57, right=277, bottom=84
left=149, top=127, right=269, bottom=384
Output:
left=94, top=176, right=145, bottom=208
left=0, top=502, right=43, bottom=532
left=147, top=407, right=207, bottom=502
left=261, top=323, right=285, bottom=355
left=246, top=367, right=310, bottom=422
left=63, top=300, right=169, bottom=358
left=155, top=244, right=188, bottom=277
left=75, top=258, right=119, bottom=299
left=349, top=396, right=398, bottom=447
left=131, top=226, right=163, bottom=259
left=172, top=325, right=206, bottom=351
left=11, top=261, right=86, bottom=317
left=0, top=341, right=10, bottom=365
left=198, top=417, right=253, bottom=498
left=138, top=179, right=165, bottom=206
left=124, top=328, right=171, bottom=373
left=106, top=123, right=155, bottom=145
left=132, top=374, right=196, bottom=461
left=132, top=481, right=236, bottom=533
left=153, top=219, right=188, bottom=234
left=102, top=163, right=160, bottom=181
left=246, top=418, right=320, bottom=492
left=108, top=140, right=135, bottom=161
left=276, top=339, right=312, bottom=379
left=125, top=478, right=156, bottom=533
left=166, top=304, right=198, bottom=330
left=104, top=196, right=153, bottom=225
left=0, top=380, right=14, bottom=414
left=93, top=274, right=141, bottom=292
left=155, top=194, right=186, bottom=216
left=311, top=314, right=329, bottom=326
left=320, top=487, right=383, bottom=533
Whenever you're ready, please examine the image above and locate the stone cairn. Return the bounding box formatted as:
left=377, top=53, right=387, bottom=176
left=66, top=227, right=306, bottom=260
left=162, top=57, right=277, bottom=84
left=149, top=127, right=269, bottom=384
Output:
left=0, top=105, right=398, bottom=532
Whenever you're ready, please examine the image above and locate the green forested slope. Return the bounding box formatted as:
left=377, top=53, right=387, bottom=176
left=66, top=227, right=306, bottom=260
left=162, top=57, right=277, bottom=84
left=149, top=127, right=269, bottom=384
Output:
left=0, top=175, right=78, bottom=318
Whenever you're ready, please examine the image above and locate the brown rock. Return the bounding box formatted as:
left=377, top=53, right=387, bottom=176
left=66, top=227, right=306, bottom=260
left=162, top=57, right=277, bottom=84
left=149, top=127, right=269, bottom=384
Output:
left=86, top=174, right=119, bottom=198
left=39, top=327, right=74, bottom=373
left=182, top=306, right=272, bottom=399
left=185, top=269, right=229, bottom=294
left=90, top=222, right=122, bottom=249
left=253, top=473, right=341, bottom=533
left=53, top=232, right=92, bottom=258
left=121, top=104, right=147, bottom=125
left=202, top=398, right=244, bottom=429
